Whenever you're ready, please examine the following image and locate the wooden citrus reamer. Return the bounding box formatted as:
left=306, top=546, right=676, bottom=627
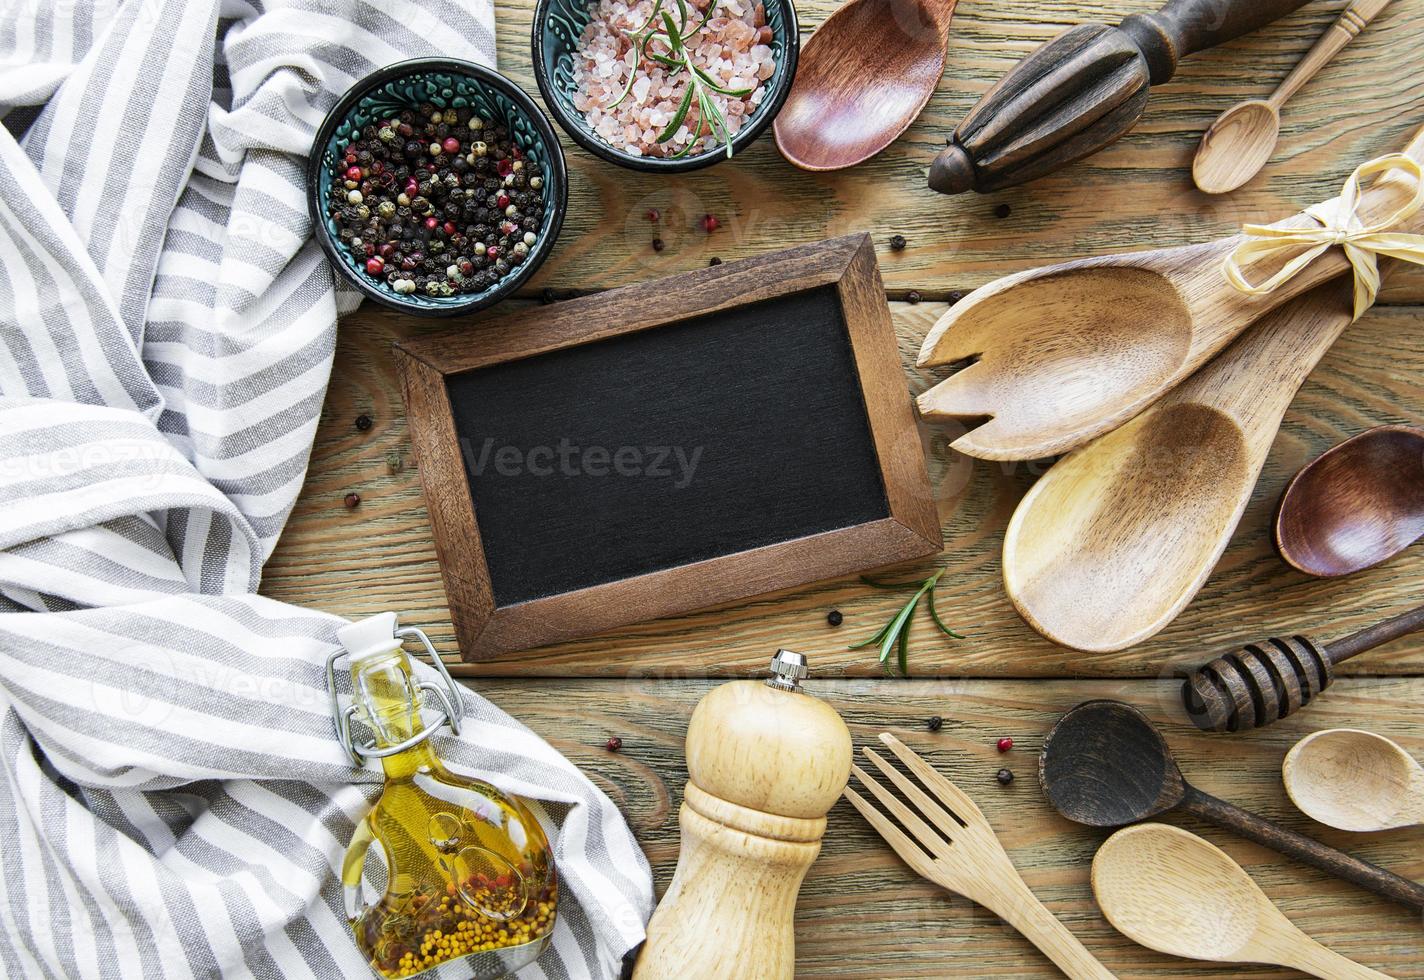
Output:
left=632, top=651, right=852, bottom=980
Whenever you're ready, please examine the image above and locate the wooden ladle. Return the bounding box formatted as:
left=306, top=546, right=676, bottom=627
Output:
left=1002, top=276, right=1366, bottom=653
left=1093, top=824, right=1394, bottom=979
left=773, top=0, right=958, bottom=171
left=1276, top=424, right=1424, bottom=577
left=1193, top=0, right=1393, bottom=194
left=1284, top=729, right=1424, bottom=832
left=1039, top=700, right=1424, bottom=911
left=916, top=126, right=1424, bottom=461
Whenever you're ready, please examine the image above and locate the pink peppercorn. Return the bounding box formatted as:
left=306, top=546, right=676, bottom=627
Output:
left=364, top=257, right=383, bottom=275
left=486, top=246, right=499, bottom=260
left=442, top=137, right=461, bottom=155
left=344, top=165, right=363, bottom=181
left=443, top=221, right=456, bottom=236
left=424, top=216, right=438, bottom=230
left=701, top=213, right=719, bottom=233
left=497, top=193, right=510, bottom=209
left=997, top=737, right=1013, bottom=753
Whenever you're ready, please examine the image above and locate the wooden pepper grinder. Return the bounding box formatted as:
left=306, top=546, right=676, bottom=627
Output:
left=633, top=651, right=852, bottom=980
left=928, top=0, right=1313, bottom=194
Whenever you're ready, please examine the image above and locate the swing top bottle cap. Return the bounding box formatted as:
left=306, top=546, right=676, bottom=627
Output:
left=767, top=649, right=809, bottom=690
left=336, top=612, right=401, bottom=663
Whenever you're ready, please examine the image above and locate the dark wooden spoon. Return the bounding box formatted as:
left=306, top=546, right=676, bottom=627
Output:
left=1039, top=700, right=1424, bottom=911
left=773, top=0, right=958, bottom=171
left=1276, top=424, right=1424, bottom=577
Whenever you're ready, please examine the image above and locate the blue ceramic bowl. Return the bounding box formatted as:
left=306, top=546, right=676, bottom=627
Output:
left=532, top=0, right=798, bottom=172
left=308, top=58, right=568, bottom=317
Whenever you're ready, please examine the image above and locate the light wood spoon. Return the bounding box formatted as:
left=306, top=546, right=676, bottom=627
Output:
left=1003, top=275, right=1364, bottom=653
left=1193, top=0, right=1393, bottom=194
left=917, top=125, right=1424, bottom=461
left=1092, top=823, right=1395, bottom=979
left=773, top=0, right=959, bottom=171
left=1284, top=729, right=1424, bottom=832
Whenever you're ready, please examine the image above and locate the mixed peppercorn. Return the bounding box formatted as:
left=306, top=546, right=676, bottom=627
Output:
left=328, top=104, right=546, bottom=298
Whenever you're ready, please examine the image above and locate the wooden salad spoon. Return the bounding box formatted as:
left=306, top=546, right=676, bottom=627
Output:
left=1284, top=729, right=1424, bottom=832
left=1193, top=0, right=1393, bottom=194
left=1092, top=824, right=1394, bottom=979
left=916, top=125, right=1424, bottom=461
left=1039, top=700, right=1424, bottom=911
left=773, top=0, right=958, bottom=171
left=1003, top=276, right=1367, bottom=653
left=1275, top=424, right=1424, bottom=577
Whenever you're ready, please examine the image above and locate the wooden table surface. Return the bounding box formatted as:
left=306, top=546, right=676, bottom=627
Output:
left=266, top=0, right=1424, bottom=975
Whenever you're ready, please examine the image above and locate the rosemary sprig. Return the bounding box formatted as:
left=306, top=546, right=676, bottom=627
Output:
left=604, top=0, right=753, bottom=159
left=849, top=569, right=964, bottom=676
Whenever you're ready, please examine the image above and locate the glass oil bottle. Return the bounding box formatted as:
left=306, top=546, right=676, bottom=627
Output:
left=330, top=614, right=557, bottom=979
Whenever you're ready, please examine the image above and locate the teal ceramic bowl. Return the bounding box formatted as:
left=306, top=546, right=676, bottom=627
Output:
left=308, top=58, right=567, bottom=317
left=532, top=0, right=798, bottom=172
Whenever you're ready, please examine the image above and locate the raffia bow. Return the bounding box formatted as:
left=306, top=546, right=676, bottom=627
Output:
left=1222, top=153, right=1424, bottom=321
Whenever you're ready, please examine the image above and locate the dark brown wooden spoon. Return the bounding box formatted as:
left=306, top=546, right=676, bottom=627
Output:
left=1039, top=700, right=1424, bottom=911
left=773, top=0, right=958, bottom=171
left=1276, top=424, right=1424, bottom=577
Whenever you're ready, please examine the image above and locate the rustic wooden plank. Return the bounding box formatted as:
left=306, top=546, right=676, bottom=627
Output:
left=485, top=0, right=1424, bottom=300
left=467, top=676, right=1424, bottom=978
left=262, top=300, right=1424, bottom=677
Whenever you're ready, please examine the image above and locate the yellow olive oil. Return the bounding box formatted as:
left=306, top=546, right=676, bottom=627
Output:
left=341, top=644, right=556, bottom=978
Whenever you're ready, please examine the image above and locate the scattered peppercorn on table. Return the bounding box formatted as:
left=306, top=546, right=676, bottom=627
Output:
left=267, top=0, right=1424, bottom=975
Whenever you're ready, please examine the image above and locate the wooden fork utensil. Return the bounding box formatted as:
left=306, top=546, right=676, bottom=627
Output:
left=845, top=733, right=1116, bottom=979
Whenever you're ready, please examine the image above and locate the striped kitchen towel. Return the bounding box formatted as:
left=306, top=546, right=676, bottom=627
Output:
left=0, top=2, right=653, bottom=978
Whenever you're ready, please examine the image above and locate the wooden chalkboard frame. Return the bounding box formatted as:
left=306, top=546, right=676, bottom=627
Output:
left=394, top=234, right=941, bottom=660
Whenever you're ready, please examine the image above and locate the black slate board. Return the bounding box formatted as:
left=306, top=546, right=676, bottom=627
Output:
left=444, top=285, right=889, bottom=606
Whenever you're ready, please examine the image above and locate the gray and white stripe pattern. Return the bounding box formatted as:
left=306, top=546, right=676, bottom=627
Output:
left=0, top=1, right=653, bottom=976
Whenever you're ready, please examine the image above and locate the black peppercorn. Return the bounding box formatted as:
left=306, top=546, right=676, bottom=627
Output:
left=947, top=290, right=964, bottom=304
left=927, top=716, right=943, bottom=732
left=354, top=414, right=373, bottom=432
left=996, top=768, right=1014, bottom=785
left=826, top=610, right=843, bottom=627
left=651, top=238, right=665, bottom=252
left=343, top=492, right=360, bottom=509
left=907, top=290, right=922, bottom=304
left=709, top=256, right=722, bottom=266
left=605, top=736, right=622, bottom=752
left=889, top=234, right=907, bottom=251
left=994, top=203, right=1011, bottom=219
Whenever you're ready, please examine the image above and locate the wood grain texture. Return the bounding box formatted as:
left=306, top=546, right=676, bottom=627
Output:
left=848, top=733, right=1114, bottom=979
left=262, top=299, right=1423, bottom=677
left=635, top=679, right=852, bottom=979
left=467, top=677, right=1424, bottom=977
left=1039, top=699, right=1424, bottom=910
left=1283, top=728, right=1424, bottom=831
left=482, top=0, right=1424, bottom=301
left=1001, top=279, right=1360, bottom=653
left=1276, top=424, right=1424, bottom=577
left=391, top=236, right=938, bottom=659
left=1092, top=824, right=1393, bottom=979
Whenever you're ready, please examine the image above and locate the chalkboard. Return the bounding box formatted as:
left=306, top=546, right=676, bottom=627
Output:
left=396, top=235, right=940, bottom=660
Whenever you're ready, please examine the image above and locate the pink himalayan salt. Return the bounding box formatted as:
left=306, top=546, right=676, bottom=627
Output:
left=571, top=0, right=775, bottom=158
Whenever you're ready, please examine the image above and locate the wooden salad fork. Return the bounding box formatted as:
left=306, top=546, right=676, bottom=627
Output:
left=844, top=733, right=1116, bottom=980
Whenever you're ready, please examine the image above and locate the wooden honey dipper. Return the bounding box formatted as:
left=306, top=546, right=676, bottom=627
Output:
left=1183, top=602, right=1424, bottom=732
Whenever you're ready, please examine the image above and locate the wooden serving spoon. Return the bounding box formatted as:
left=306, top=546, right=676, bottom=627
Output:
left=1093, top=824, right=1394, bottom=979
left=1284, top=729, right=1424, bottom=832
left=1039, top=700, right=1424, bottom=911
left=1003, top=276, right=1365, bottom=653
left=916, top=125, right=1424, bottom=461
left=1276, top=424, right=1424, bottom=577
left=1193, top=0, right=1393, bottom=194
left=773, top=0, right=958, bottom=171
